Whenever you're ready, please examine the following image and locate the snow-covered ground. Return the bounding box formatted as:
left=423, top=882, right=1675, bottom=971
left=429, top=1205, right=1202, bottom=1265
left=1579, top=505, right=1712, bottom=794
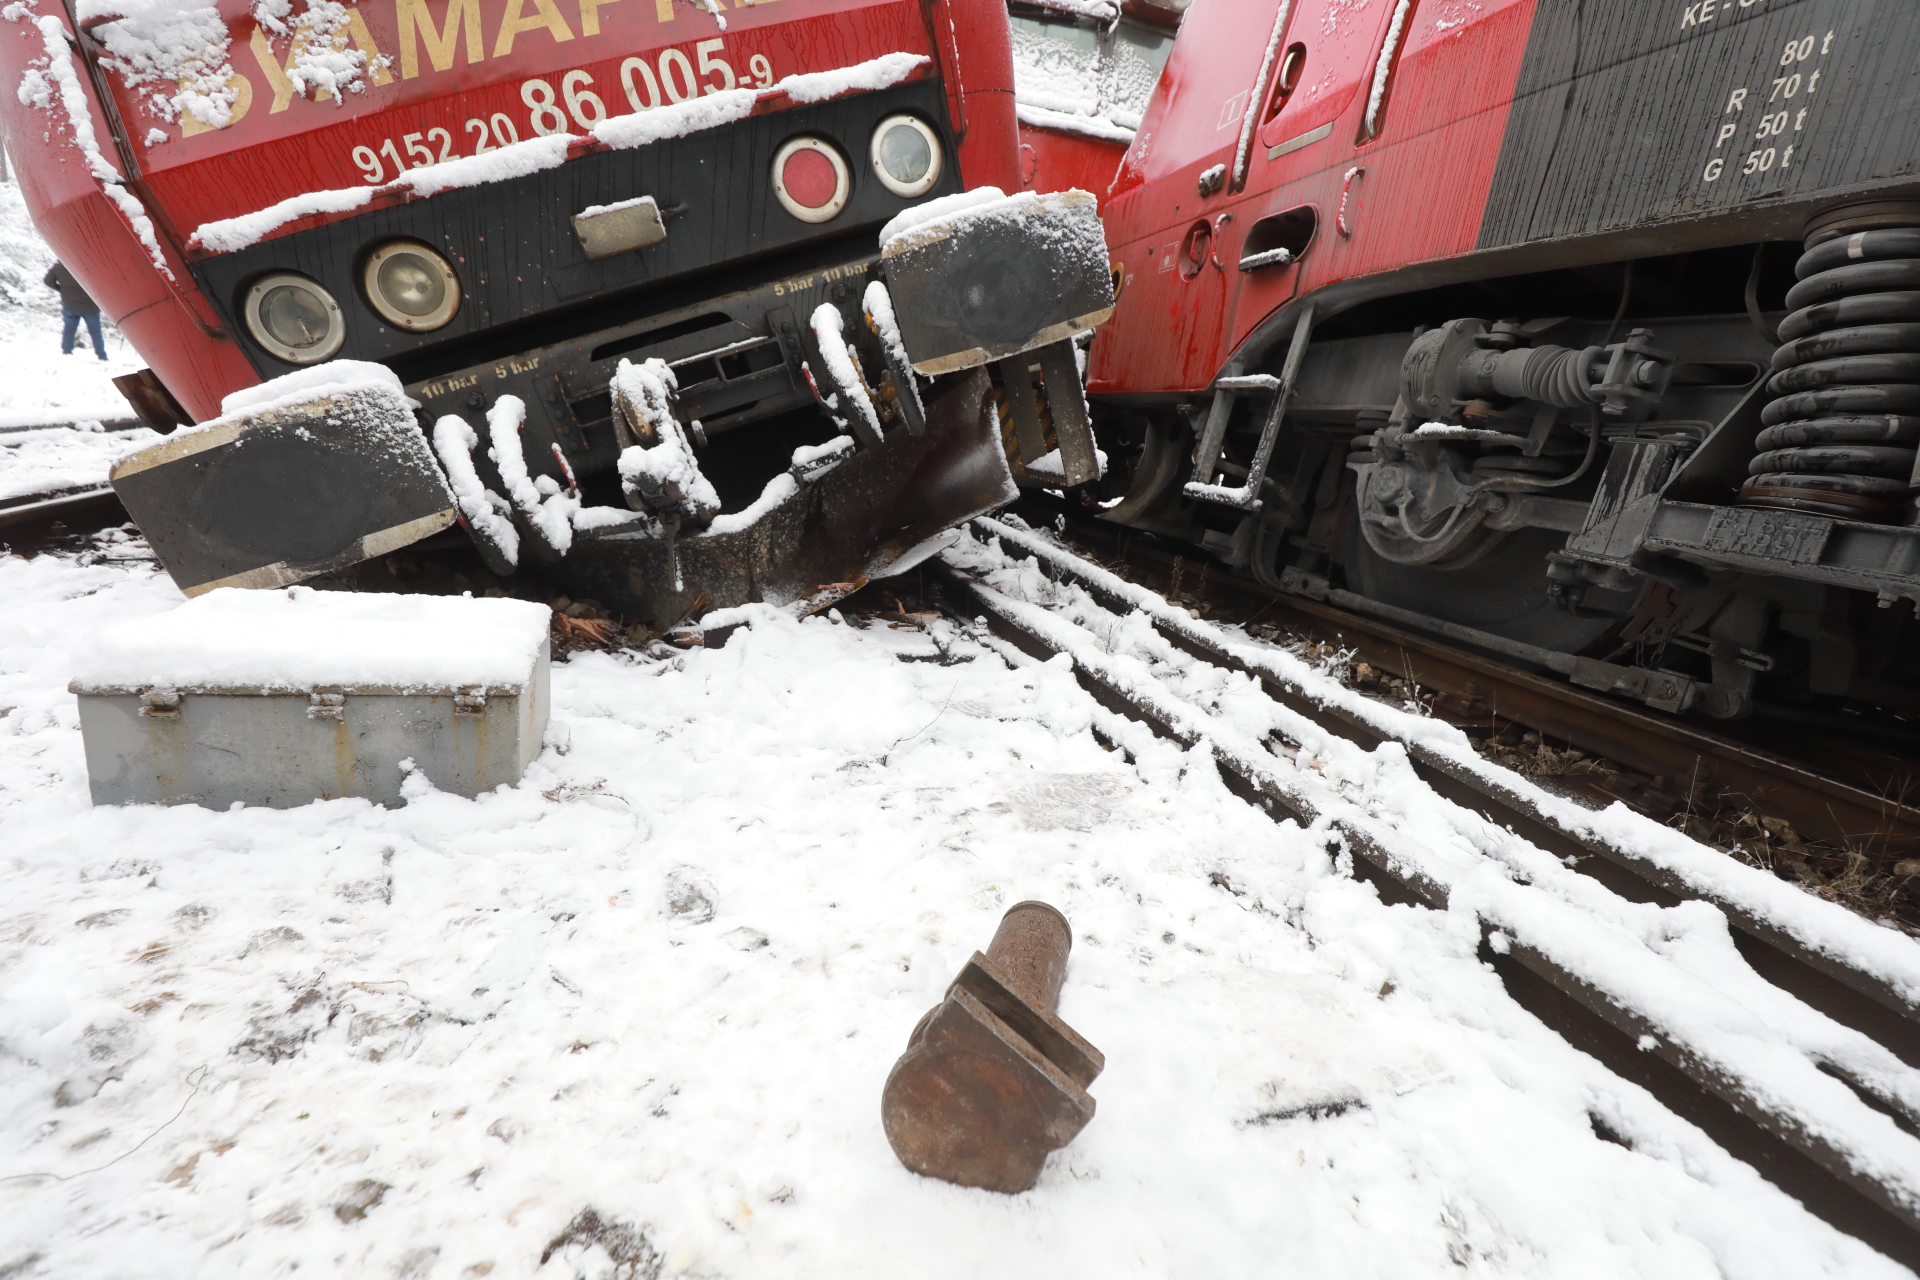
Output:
left=0, top=176, right=158, bottom=506
left=0, top=530, right=1906, bottom=1279
left=0, top=178, right=146, bottom=429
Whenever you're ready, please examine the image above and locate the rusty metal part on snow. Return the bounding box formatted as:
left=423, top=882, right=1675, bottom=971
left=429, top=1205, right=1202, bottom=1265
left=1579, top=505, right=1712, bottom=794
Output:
left=881, top=901, right=1104, bottom=1193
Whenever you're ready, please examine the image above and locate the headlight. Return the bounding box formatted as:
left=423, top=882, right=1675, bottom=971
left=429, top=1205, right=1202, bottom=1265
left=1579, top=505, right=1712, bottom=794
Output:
left=870, top=115, right=941, bottom=198
left=243, top=272, right=345, bottom=364
left=362, top=241, right=462, bottom=332
left=772, top=136, right=851, bottom=224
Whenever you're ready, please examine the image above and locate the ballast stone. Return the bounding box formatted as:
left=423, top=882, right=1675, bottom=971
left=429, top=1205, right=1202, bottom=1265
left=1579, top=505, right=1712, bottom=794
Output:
left=69, top=589, right=551, bottom=809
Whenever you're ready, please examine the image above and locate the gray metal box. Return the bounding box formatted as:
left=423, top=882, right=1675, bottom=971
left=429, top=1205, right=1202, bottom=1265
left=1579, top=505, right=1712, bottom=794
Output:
left=71, top=591, right=551, bottom=809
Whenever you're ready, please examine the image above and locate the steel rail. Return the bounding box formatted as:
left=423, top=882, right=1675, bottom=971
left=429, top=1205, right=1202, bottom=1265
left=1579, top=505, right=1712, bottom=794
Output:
left=0, top=485, right=126, bottom=534
left=929, top=538, right=1920, bottom=1261
left=1026, top=504, right=1920, bottom=859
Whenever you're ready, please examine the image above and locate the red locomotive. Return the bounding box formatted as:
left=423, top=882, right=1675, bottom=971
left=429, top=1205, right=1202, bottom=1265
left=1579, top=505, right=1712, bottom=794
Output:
left=1077, top=0, right=1920, bottom=727
left=2, top=0, right=1114, bottom=621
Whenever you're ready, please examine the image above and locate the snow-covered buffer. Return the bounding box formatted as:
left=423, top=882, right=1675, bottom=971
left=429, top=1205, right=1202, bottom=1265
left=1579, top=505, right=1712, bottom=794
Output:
left=610, top=357, right=719, bottom=529
left=877, top=187, right=1115, bottom=376
left=107, top=360, right=458, bottom=596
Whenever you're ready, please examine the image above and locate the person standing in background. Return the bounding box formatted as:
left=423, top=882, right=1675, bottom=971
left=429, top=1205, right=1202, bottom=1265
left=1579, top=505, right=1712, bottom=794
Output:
left=45, top=261, right=106, bottom=361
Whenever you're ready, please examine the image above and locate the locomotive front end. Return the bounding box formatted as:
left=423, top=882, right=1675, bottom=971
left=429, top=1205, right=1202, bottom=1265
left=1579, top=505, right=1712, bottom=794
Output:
left=2, top=0, right=1112, bottom=623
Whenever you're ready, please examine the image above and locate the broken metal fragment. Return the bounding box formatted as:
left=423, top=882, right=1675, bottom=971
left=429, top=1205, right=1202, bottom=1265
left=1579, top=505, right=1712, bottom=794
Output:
left=881, top=901, right=1104, bottom=1193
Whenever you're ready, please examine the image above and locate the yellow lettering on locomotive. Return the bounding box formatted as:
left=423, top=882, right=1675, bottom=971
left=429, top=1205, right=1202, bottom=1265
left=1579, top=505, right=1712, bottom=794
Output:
left=395, top=0, right=486, bottom=79
left=249, top=27, right=300, bottom=113
left=578, top=0, right=622, bottom=36
left=494, top=0, right=576, bottom=57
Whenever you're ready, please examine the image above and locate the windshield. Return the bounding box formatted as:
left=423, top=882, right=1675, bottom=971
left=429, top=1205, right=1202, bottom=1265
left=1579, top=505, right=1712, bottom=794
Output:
left=1008, top=8, right=1178, bottom=134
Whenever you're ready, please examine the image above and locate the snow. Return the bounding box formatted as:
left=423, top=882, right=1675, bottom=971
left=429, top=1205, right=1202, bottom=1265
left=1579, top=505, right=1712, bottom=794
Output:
left=218, top=358, right=407, bottom=419
left=279, top=0, right=376, bottom=103
left=13, top=12, right=174, bottom=277
left=1023, top=446, right=1107, bottom=484
left=189, top=186, right=377, bottom=256
left=0, top=423, right=159, bottom=503
left=1362, top=0, right=1414, bottom=140
left=587, top=89, right=755, bottom=152
left=86, top=0, right=240, bottom=132
left=576, top=194, right=658, bottom=220
left=1239, top=246, right=1292, bottom=270
left=486, top=395, right=576, bottom=556
left=0, top=538, right=1911, bottom=1277
left=1010, top=17, right=1101, bottom=118
left=775, top=52, right=928, bottom=104
left=0, top=184, right=147, bottom=429
left=67, top=585, right=549, bottom=693
left=1234, top=1, right=1293, bottom=189
left=949, top=523, right=1920, bottom=1226
left=1026, top=0, right=1118, bottom=20
left=862, top=280, right=921, bottom=422
left=809, top=303, right=880, bottom=441
left=611, top=357, right=719, bottom=524
left=1007, top=11, right=1152, bottom=142
left=970, top=513, right=1920, bottom=1034
left=431, top=415, right=520, bottom=568
left=191, top=53, right=930, bottom=254
left=1015, top=102, right=1137, bottom=145
left=789, top=435, right=855, bottom=471
left=878, top=186, right=1011, bottom=249
left=702, top=470, right=797, bottom=538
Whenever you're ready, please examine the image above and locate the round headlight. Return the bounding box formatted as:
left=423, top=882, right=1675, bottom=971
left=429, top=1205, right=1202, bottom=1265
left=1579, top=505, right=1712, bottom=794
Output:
left=362, top=241, right=462, bottom=331
left=870, top=115, right=941, bottom=198
left=243, top=272, right=345, bottom=365
left=772, top=136, right=851, bottom=224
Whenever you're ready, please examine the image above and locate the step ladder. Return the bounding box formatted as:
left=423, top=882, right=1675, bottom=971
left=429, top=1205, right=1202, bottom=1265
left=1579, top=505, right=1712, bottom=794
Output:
left=1183, top=305, right=1315, bottom=512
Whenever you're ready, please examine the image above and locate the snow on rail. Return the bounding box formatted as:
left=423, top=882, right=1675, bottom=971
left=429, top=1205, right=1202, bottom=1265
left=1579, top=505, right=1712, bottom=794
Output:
left=972, top=514, right=1920, bottom=1013
left=947, top=522, right=1920, bottom=1229
left=0, top=539, right=1907, bottom=1276
left=188, top=52, right=931, bottom=253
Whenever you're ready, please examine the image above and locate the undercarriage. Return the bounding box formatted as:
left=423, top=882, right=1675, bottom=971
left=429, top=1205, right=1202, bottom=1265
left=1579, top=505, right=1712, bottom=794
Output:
left=1088, top=202, right=1920, bottom=727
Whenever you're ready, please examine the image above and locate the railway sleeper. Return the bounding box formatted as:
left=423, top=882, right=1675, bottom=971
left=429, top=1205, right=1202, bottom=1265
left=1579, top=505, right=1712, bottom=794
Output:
left=927, top=552, right=1920, bottom=1259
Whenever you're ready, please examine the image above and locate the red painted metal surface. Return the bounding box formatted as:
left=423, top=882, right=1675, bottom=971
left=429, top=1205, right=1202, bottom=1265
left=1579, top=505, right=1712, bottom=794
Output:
left=1015, top=121, right=1124, bottom=205
left=1089, top=0, right=1535, bottom=395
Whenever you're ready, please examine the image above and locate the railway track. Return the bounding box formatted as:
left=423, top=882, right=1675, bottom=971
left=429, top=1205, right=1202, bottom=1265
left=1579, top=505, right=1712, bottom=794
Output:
left=0, top=418, right=144, bottom=536
left=930, top=515, right=1920, bottom=1263
left=0, top=483, right=123, bottom=534
left=1017, top=498, right=1920, bottom=868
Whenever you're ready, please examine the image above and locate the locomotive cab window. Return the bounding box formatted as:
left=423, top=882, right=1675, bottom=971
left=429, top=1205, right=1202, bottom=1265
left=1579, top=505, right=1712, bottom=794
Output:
left=1008, top=3, right=1178, bottom=134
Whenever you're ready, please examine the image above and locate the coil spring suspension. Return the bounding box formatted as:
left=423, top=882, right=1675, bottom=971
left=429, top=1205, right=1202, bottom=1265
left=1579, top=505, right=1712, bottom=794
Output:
left=1741, top=216, right=1920, bottom=523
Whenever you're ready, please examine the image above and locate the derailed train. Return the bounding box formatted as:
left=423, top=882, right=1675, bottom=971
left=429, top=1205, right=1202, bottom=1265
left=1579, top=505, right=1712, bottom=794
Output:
left=1064, top=0, right=1920, bottom=726
left=0, top=0, right=1134, bottom=621
left=10, top=0, right=1920, bottom=728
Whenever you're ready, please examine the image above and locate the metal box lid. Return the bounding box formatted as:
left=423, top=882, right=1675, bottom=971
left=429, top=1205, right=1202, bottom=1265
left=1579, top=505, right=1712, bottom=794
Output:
left=68, top=588, right=551, bottom=697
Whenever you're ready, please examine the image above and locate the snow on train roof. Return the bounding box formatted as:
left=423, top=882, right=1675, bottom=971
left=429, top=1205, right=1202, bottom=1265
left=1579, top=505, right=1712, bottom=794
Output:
left=69, top=587, right=551, bottom=693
